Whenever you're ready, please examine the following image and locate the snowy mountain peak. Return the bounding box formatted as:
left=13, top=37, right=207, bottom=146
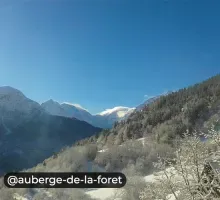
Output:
left=41, top=99, right=135, bottom=128
left=41, top=100, right=65, bottom=116
left=0, top=86, right=42, bottom=114
left=0, top=86, right=172, bottom=129
left=42, top=100, right=88, bottom=112
left=44, top=99, right=60, bottom=105
left=41, top=99, right=92, bottom=120
left=0, top=86, right=25, bottom=97
left=98, top=106, right=135, bottom=118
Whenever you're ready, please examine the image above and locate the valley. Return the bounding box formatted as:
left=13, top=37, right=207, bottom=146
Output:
left=1, top=0, right=220, bottom=199
left=0, top=75, right=220, bottom=200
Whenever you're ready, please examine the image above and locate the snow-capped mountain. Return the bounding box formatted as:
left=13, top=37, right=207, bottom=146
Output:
left=41, top=100, right=95, bottom=125
left=96, top=106, right=135, bottom=125
left=0, top=86, right=44, bottom=136
left=98, top=106, right=135, bottom=118
left=0, top=86, right=166, bottom=129
left=0, top=86, right=43, bottom=114
left=0, top=86, right=101, bottom=174
left=41, top=100, right=135, bottom=128
left=41, top=99, right=66, bottom=116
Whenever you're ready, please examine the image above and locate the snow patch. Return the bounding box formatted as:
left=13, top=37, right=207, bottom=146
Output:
left=86, top=188, right=122, bottom=200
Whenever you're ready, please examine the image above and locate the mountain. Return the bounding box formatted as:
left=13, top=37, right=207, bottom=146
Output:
left=0, top=86, right=101, bottom=174
left=0, top=86, right=45, bottom=136
left=76, top=75, right=220, bottom=147
left=41, top=93, right=172, bottom=129
left=41, top=99, right=66, bottom=116
left=41, top=100, right=135, bottom=128
left=96, top=106, right=135, bottom=126
left=41, top=100, right=95, bottom=124
left=136, top=91, right=173, bottom=111
left=136, top=96, right=161, bottom=111
left=98, top=106, right=135, bottom=118
left=2, top=75, right=220, bottom=200
left=0, top=86, right=43, bottom=114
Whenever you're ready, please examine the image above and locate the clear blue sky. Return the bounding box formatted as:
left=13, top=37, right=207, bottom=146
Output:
left=0, top=0, right=219, bottom=114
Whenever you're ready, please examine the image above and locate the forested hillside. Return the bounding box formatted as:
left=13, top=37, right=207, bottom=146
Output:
left=76, top=75, right=220, bottom=147
left=0, top=113, right=101, bottom=174
left=1, top=75, right=220, bottom=200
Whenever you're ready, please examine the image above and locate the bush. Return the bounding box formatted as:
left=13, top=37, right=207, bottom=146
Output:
left=0, top=188, right=15, bottom=200
left=140, top=130, right=220, bottom=200
left=31, top=146, right=88, bottom=173
left=95, top=138, right=175, bottom=175
left=83, top=144, right=98, bottom=161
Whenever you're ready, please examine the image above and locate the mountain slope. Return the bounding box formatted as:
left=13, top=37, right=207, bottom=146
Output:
left=136, top=91, right=172, bottom=111
left=76, top=75, right=220, bottom=147
left=0, top=87, right=102, bottom=174
left=98, top=106, right=135, bottom=117
left=41, top=100, right=92, bottom=119
left=42, top=100, right=135, bottom=128
left=0, top=86, right=45, bottom=136
left=0, top=113, right=101, bottom=174
left=0, top=86, right=43, bottom=114
left=41, top=99, right=66, bottom=116
left=95, top=106, right=135, bottom=127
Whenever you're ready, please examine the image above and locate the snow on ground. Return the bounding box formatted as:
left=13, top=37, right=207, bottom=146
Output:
left=166, top=191, right=180, bottom=200
left=12, top=138, right=182, bottom=200
left=13, top=167, right=180, bottom=200
left=144, top=167, right=178, bottom=183
left=137, top=137, right=145, bottom=145
left=13, top=193, right=31, bottom=200
left=98, top=149, right=107, bottom=153
left=86, top=188, right=123, bottom=200
left=86, top=167, right=180, bottom=200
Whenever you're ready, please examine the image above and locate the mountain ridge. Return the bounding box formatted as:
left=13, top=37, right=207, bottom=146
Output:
left=75, top=75, right=220, bottom=148
left=41, top=98, right=160, bottom=128
left=41, top=100, right=136, bottom=128
left=0, top=85, right=165, bottom=129
left=0, top=87, right=102, bottom=174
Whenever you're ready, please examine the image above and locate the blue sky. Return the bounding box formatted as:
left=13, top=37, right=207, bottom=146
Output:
left=0, top=0, right=219, bottom=114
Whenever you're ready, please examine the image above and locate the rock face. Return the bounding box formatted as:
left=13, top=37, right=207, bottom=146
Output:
left=0, top=86, right=101, bottom=174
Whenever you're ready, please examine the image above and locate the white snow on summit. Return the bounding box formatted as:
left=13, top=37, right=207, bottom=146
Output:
left=0, top=85, right=163, bottom=129
left=41, top=100, right=95, bottom=125
left=0, top=86, right=42, bottom=114
left=41, top=99, right=66, bottom=116
left=98, top=106, right=135, bottom=118
left=42, top=101, right=135, bottom=128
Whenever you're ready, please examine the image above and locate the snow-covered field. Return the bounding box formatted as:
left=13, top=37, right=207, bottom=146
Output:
left=13, top=167, right=180, bottom=200
left=86, top=188, right=123, bottom=200
left=85, top=167, right=180, bottom=200
left=12, top=138, right=185, bottom=200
